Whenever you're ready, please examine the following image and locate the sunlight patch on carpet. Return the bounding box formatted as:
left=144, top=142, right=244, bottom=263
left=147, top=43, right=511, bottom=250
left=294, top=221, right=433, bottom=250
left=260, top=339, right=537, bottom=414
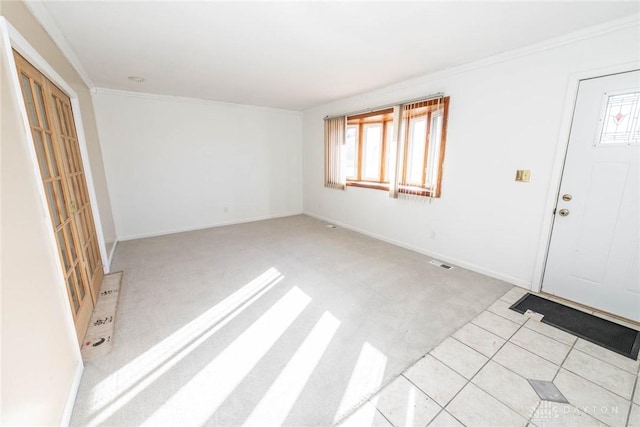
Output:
left=334, top=342, right=388, bottom=423
left=141, top=286, right=311, bottom=426
left=244, top=311, right=341, bottom=426
left=86, top=268, right=283, bottom=426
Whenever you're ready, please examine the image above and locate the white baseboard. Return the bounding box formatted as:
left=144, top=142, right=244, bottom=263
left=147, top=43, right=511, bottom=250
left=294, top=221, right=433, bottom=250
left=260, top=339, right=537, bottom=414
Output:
left=60, top=361, right=83, bottom=427
left=305, top=212, right=531, bottom=289
left=117, top=211, right=304, bottom=242
left=105, top=239, right=119, bottom=273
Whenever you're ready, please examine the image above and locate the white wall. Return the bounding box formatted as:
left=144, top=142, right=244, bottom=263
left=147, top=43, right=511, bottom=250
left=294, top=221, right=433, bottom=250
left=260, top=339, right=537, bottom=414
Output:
left=302, top=22, right=640, bottom=288
left=1, top=17, right=81, bottom=427
left=1, top=0, right=119, bottom=424
left=1, top=1, right=117, bottom=259
left=93, top=91, right=303, bottom=240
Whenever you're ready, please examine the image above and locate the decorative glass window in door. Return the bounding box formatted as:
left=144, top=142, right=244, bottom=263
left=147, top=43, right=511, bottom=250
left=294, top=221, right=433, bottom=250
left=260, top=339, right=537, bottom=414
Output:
left=597, top=91, right=640, bottom=145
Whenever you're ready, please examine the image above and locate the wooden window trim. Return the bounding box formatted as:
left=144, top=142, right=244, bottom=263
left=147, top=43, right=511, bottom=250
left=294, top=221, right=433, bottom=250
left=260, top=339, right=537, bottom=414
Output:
left=346, top=181, right=389, bottom=191
left=347, top=108, right=394, bottom=122
left=347, top=109, right=393, bottom=185
left=400, top=97, right=449, bottom=197
left=335, top=96, right=449, bottom=198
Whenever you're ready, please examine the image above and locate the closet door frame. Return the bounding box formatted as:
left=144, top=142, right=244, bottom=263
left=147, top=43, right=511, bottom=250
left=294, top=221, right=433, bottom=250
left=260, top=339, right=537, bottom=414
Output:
left=1, top=19, right=109, bottom=334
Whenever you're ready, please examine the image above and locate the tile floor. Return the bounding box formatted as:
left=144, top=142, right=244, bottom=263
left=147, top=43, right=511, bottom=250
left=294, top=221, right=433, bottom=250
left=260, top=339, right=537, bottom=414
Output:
left=338, top=286, right=640, bottom=427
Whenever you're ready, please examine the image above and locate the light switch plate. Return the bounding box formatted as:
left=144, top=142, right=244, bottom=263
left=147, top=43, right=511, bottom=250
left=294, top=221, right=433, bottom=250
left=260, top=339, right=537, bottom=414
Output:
left=515, top=169, right=531, bottom=182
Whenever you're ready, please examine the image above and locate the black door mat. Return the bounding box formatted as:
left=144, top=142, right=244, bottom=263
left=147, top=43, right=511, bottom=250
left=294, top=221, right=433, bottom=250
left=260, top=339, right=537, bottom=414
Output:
left=510, top=293, right=640, bottom=360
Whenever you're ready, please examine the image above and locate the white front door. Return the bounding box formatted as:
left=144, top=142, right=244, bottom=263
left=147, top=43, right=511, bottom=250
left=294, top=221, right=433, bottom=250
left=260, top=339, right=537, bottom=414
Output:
left=543, top=70, right=640, bottom=321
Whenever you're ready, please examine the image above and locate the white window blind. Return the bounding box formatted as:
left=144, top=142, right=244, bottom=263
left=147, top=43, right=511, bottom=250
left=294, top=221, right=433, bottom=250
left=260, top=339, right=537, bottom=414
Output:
left=325, top=93, right=448, bottom=199
left=324, top=116, right=346, bottom=189
left=391, top=96, right=445, bottom=200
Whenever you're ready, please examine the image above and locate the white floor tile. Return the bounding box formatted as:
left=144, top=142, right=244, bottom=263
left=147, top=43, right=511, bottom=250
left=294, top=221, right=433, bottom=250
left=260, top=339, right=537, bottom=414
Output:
left=403, top=355, right=467, bottom=407
left=523, top=319, right=577, bottom=346
left=487, top=299, right=527, bottom=324
left=447, top=383, right=528, bottom=427
left=530, top=401, right=608, bottom=427
left=493, top=342, right=559, bottom=381
left=428, top=410, right=464, bottom=427
left=499, top=287, right=528, bottom=305
left=510, top=327, right=571, bottom=365
left=471, top=361, right=541, bottom=419
left=375, top=376, right=441, bottom=427
left=338, top=401, right=392, bottom=427
left=452, top=323, right=505, bottom=358
left=635, top=382, right=640, bottom=406
left=629, top=403, right=640, bottom=427
left=430, top=337, right=488, bottom=380
left=573, top=339, right=640, bottom=374
left=471, top=310, right=521, bottom=340
left=554, top=369, right=630, bottom=427
left=563, top=349, right=636, bottom=399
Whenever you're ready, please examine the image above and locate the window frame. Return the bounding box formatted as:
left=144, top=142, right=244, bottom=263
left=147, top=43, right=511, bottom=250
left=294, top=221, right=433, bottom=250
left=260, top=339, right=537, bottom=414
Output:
left=345, top=108, right=394, bottom=187
left=398, top=97, right=449, bottom=198
left=326, top=95, right=449, bottom=198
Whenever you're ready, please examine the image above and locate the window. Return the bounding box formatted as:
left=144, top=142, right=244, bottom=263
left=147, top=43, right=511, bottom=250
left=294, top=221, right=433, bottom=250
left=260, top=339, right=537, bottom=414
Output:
left=344, top=108, right=394, bottom=185
left=597, top=91, right=640, bottom=145
left=399, top=98, right=449, bottom=197
left=324, top=95, right=449, bottom=198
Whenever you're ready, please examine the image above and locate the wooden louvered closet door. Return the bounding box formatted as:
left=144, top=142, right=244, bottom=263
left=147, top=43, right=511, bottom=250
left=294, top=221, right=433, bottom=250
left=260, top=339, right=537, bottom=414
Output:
left=14, top=51, right=103, bottom=343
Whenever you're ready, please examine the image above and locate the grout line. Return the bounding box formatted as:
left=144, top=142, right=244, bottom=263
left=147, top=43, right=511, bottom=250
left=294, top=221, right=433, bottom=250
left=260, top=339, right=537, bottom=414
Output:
left=486, top=304, right=528, bottom=326
left=408, top=298, right=635, bottom=427
left=429, top=408, right=466, bottom=427
left=369, top=290, right=629, bottom=427
left=345, top=300, right=516, bottom=426
left=469, top=315, right=521, bottom=341
left=557, top=341, right=637, bottom=402
left=556, top=364, right=635, bottom=402
left=425, top=408, right=445, bottom=426
left=435, top=317, right=531, bottom=421
left=625, top=375, right=638, bottom=427
left=462, top=319, right=532, bottom=411
left=570, top=346, right=639, bottom=375
left=374, top=405, right=394, bottom=426
left=553, top=338, right=577, bottom=382
left=527, top=401, right=542, bottom=425
left=507, top=339, right=568, bottom=368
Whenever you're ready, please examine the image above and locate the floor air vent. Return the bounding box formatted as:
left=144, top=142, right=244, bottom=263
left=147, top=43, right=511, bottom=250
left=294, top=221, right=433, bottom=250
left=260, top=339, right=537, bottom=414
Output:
left=430, top=260, right=453, bottom=269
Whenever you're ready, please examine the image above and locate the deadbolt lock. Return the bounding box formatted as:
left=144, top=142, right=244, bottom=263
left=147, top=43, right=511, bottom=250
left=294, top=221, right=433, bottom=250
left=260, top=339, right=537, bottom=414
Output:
left=558, top=209, right=570, bottom=217
left=562, top=194, right=572, bottom=202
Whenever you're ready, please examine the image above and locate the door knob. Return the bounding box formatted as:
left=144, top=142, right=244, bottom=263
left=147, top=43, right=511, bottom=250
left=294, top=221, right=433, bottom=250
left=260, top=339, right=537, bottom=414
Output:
left=558, top=209, right=570, bottom=217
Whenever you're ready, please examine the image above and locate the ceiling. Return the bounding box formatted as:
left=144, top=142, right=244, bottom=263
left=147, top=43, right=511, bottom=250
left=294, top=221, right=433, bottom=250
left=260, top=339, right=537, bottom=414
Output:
left=34, top=1, right=639, bottom=111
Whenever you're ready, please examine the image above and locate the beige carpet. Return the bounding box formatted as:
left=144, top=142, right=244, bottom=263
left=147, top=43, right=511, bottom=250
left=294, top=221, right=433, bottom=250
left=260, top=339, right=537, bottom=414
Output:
left=70, top=215, right=511, bottom=426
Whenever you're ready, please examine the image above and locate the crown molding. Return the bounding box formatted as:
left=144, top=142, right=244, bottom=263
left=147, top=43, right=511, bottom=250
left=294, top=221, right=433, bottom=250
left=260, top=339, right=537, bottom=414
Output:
left=92, top=87, right=303, bottom=116
left=397, top=13, right=640, bottom=89
left=311, top=13, right=640, bottom=112
left=23, top=0, right=94, bottom=89
left=17, top=2, right=640, bottom=113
